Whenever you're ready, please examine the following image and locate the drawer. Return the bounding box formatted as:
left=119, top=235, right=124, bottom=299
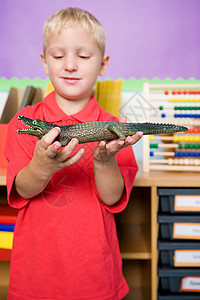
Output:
left=158, top=292, right=200, bottom=299
left=158, top=241, right=200, bottom=267
left=158, top=215, right=200, bottom=240
left=158, top=188, right=200, bottom=214
left=158, top=267, right=200, bottom=293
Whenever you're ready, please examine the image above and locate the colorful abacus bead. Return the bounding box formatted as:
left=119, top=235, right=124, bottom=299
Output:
left=174, top=114, right=200, bottom=118
left=174, top=151, right=200, bottom=157
left=173, top=135, right=200, bottom=142
left=150, top=144, right=158, bottom=148
left=149, top=135, right=154, bottom=141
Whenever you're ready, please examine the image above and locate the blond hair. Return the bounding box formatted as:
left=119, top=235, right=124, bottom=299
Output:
left=43, top=7, right=106, bottom=55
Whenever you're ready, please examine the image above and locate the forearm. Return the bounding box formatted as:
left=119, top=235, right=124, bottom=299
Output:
left=15, top=160, right=52, bottom=199
left=93, top=156, right=124, bottom=206
left=92, top=120, right=142, bottom=206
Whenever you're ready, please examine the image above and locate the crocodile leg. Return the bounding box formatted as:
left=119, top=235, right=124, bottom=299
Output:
left=107, top=125, right=126, bottom=140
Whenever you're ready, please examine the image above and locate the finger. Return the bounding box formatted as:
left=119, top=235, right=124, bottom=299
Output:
left=40, top=127, right=61, bottom=150
left=56, top=138, right=79, bottom=162
left=106, top=140, right=125, bottom=154
left=99, top=141, right=107, bottom=150
left=93, top=141, right=107, bottom=157
left=98, top=140, right=118, bottom=154
left=124, top=131, right=143, bottom=145
left=46, top=141, right=61, bottom=158
left=119, top=116, right=127, bottom=123
left=64, top=148, right=85, bottom=166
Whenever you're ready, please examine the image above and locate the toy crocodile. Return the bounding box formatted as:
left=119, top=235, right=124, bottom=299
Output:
left=17, top=115, right=188, bottom=146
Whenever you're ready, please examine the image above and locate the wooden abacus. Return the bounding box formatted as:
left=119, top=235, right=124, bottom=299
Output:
left=143, top=83, right=200, bottom=172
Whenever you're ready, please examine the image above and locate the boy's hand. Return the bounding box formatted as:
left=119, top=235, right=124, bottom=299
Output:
left=93, top=116, right=143, bottom=163
left=15, top=127, right=85, bottom=199
left=31, top=127, right=85, bottom=176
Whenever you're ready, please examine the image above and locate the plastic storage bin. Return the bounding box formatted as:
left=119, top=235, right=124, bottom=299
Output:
left=158, top=215, right=200, bottom=240
left=158, top=188, right=200, bottom=214
left=159, top=267, right=200, bottom=293
left=158, top=292, right=200, bottom=300
left=158, top=241, right=200, bottom=267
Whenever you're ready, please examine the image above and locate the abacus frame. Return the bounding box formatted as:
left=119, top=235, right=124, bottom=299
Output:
left=143, top=83, right=200, bottom=172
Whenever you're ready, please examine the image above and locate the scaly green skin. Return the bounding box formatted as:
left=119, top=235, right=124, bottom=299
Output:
left=17, top=115, right=188, bottom=146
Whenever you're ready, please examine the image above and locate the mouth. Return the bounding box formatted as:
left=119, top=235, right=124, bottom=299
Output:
left=17, top=116, right=43, bottom=134
left=61, top=77, right=81, bottom=84
left=17, top=127, right=43, bottom=134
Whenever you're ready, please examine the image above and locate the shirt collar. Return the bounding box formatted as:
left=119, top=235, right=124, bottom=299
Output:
left=43, top=92, right=100, bottom=123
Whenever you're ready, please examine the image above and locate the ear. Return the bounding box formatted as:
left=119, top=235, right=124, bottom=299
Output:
left=40, top=52, right=49, bottom=75
left=99, top=54, right=110, bottom=76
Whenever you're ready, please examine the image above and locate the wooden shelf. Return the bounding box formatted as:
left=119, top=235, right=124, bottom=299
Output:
left=118, top=224, right=151, bottom=259
left=134, top=162, right=200, bottom=188
left=123, top=259, right=151, bottom=300
left=0, top=261, right=10, bottom=300
left=124, top=288, right=151, bottom=300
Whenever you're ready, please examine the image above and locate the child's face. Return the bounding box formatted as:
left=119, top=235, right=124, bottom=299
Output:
left=41, top=24, right=109, bottom=103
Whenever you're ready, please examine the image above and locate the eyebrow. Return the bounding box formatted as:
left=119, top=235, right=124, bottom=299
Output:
left=48, top=47, right=64, bottom=51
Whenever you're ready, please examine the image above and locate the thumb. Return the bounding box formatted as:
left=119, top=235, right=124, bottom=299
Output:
left=119, top=116, right=127, bottom=123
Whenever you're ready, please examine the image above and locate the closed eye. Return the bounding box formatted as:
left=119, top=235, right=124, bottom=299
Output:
left=53, top=56, right=64, bottom=59
left=79, top=55, right=90, bottom=59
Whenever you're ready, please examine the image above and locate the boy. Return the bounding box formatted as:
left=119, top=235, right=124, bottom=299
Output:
left=5, top=7, right=142, bottom=300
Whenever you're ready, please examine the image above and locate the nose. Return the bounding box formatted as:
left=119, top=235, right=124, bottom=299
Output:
left=64, top=55, right=77, bottom=72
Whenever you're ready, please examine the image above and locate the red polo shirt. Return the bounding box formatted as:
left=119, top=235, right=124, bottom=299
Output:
left=5, top=92, right=138, bottom=300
